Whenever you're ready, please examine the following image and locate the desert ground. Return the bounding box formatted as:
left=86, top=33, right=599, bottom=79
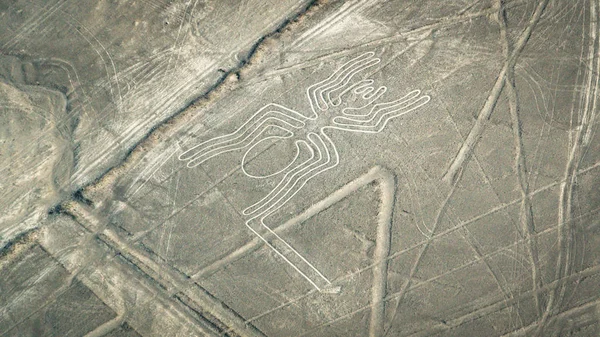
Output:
left=2, top=0, right=600, bottom=336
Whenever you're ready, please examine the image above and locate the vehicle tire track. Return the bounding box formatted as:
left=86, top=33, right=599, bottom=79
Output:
left=442, top=0, right=551, bottom=185
left=496, top=0, right=544, bottom=319
left=534, top=0, right=600, bottom=334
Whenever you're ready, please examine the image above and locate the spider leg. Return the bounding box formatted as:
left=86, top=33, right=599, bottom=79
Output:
left=319, top=58, right=380, bottom=107
left=331, top=91, right=431, bottom=133
left=178, top=103, right=306, bottom=168
left=329, top=79, right=375, bottom=107
left=242, top=132, right=339, bottom=290
left=340, top=90, right=423, bottom=120
left=306, top=52, right=380, bottom=115
left=244, top=214, right=331, bottom=290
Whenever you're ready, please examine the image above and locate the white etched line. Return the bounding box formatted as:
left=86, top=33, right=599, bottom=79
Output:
left=178, top=51, right=430, bottom=290
left=241, top=139, right=306, bottom=179
left=340, top=89, right=421, bottom=118
left=244, top=223, right=324, bottom=291
left=126, top=148, right=178, bottom=199
left=245, top=133, right=339, bottom=287
left=316, top=58, right=381, bottom=107
left=179, top=104, right=306, bottom=163
left=186, top=124, right=294, bottom=168
left=291, top=0, right=379, bottom=49
left=243, top=132, right=327, bottom=216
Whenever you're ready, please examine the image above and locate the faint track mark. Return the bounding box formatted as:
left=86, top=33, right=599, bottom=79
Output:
left=496, top=0, right=544, bottom=319
left=292, top=208, right=600, bottom=337
left=260, top=6, right=503, bottom=82
left=178, top=51, right=428, bottom=291
left=49, top=201, right=265, bottom=337
left=413, top=263, right=600, bottom=337
left=242, top=158, right=600, bottom=332
left=77, top=0, right=330, bottom=202
left=534, top=0, right=600, bottom=335
left=442, top=0, right=551, bottom=185
left=383, top=181, right=458, bottom=336
left=290, top=0, right=379, bottom=49
left=502, top=297, right=600, bottom=336
left=1, top=0, right=68, bottom=50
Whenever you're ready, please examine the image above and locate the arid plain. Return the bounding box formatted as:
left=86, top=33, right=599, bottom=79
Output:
left=2, top=0, right=600, bottom=336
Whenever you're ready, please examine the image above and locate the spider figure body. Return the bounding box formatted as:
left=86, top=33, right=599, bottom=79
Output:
left=179, top=52, right=430, bottom=290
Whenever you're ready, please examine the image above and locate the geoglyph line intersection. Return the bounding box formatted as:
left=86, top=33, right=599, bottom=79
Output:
left=178, top=51, right=430, bottom=291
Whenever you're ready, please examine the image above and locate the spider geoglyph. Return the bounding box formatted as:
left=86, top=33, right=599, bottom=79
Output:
left=179, top=51, right=431, bottom=291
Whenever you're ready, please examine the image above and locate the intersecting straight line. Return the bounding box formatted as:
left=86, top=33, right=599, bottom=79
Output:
left=291, top=207, right=600, bottom=337
left=124, top=43, right=332, bottom=203
left=241, top=159, right=600, bottom=328
left=175, top=51, right=429, bottom=291
left=125, top=43, right=427, bottom=233
left=215, top=166, right=394, bottom=337
left=203, top=133, right=336, bottom=290
left=209, top=161, right=334, bottom=290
